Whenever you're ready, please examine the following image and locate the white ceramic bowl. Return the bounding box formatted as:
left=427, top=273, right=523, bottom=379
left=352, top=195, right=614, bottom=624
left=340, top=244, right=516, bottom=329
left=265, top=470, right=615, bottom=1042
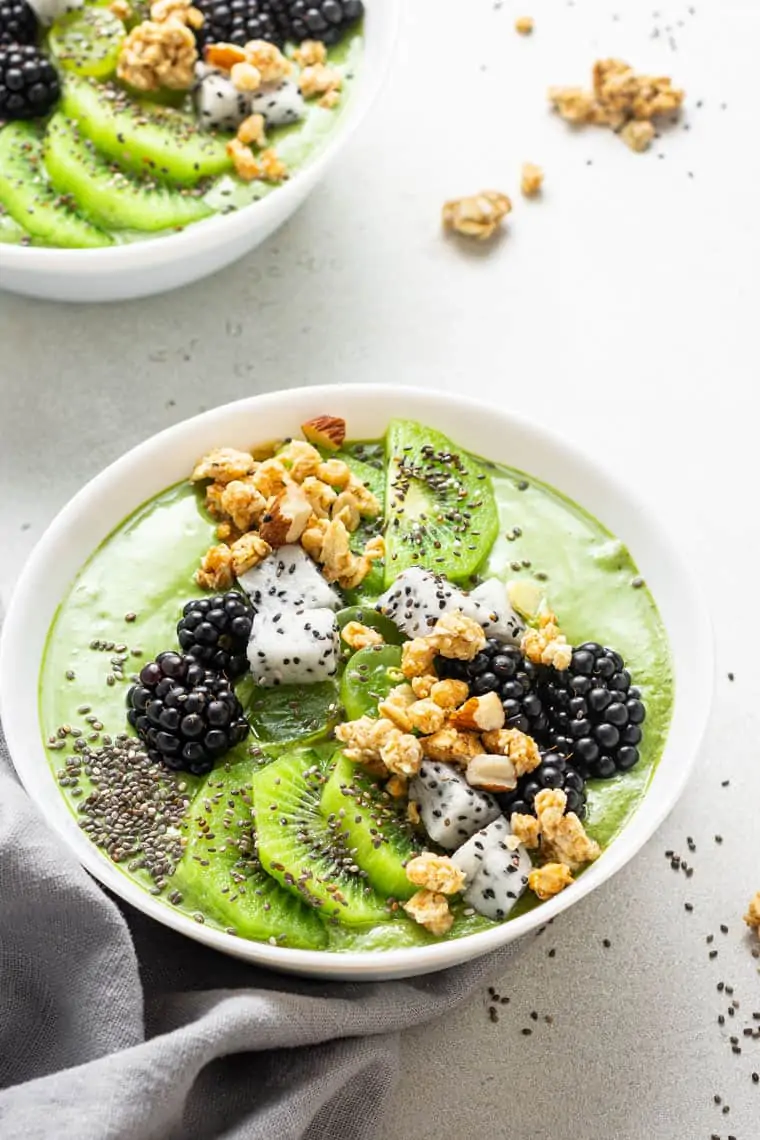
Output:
left=0, top=3, right=400, bottom=303
left=0, top=385, right=713, bottom=980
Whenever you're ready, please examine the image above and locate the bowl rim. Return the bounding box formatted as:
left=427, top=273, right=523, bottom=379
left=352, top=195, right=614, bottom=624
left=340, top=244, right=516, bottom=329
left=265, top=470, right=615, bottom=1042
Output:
left=0, top=384, right=714, bottom=977
left=0, top=0, right=401, bottom=270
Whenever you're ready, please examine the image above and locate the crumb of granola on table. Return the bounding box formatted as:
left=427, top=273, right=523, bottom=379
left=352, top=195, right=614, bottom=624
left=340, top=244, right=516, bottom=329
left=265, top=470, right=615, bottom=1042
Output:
left=293, top=39, right=327, bottom=67
left=520, top=611, right=572, bottom=670
left=406, top=853, right=466, bottom=895
left=299, top=62, right=342, bottom=99
left=620, top=120, right=655, bottom=152
left=744, top=892, right=760, bottom=931
left=442, top=190, right=512, bottom=241
left=191, top=448, right=255, bottom=484
left=534, top=788, right=601, bottom=871
left=515, top=16, right=534, bottom=35
left=521, top=162, right=544, bottom=197
left=403, top=889, right=454, bottom=935
left=195, top=544, right=234, bottom=590
left=237, top=112, right=267, bottom=147
left=117, top=19, right=197, bottom=91
left=342, top=621, right=384, bottom=651
left=549, top=59, right=684, bottom=152
left=529, top=862, right=573, bottom=900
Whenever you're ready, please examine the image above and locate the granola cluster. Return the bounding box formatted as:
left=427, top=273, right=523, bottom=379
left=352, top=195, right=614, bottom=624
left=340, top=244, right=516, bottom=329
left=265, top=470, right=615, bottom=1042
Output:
left=189, top=417, right=382, bottom=591
left=117, top=10, right=199, bottom=92
left=403, top=853, right=466, bottom=933
left=442, top=190, right=512, bottom=241
left=549, top=58, right=685, bottom=153
left=513, top=787, right=601, bottom=874
left=744, top=891, right=760, bottom=933
left=520, top=610, right=572, bottom=670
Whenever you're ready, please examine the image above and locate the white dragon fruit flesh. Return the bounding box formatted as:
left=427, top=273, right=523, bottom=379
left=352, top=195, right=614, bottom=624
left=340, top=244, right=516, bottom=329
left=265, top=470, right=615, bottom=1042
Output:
left=251, top=79, right=305, bottom=127
left=194, top=64, right=252, bottom=133
left=408, top=760, right=501, bottom=850
left=451, top=816, right=532, bottom=921
left=27, top=0, right=82, bottom=26
left=238, top=544, right=339, bottom=612
left=375, top=568, right=523, bottom=643
left=247, top=606, right=339, bottom=687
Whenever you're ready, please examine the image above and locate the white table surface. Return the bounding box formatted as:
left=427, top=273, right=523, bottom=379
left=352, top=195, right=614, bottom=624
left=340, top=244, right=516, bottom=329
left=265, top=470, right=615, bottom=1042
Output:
left=1, top=1, right=758, bottom=1136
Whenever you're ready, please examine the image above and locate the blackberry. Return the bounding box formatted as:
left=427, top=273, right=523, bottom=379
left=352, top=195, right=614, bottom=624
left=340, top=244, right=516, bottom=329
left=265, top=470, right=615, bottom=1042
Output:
left=438, top=640, right=548, bottom=737
left=0, top=0, right=37, bottom=46
left=498, top=752, right=588, bottom=820
left=127, top=651, right=249, bottom=775
left=270, top=0, right=364, bottom=46
left=177, top=591, right=253, bottom=679
left=193, top=0, right=281, bottom=49
left=540, top=641, right=646, bottom=779
left=0, top=43, right=59, bottom=120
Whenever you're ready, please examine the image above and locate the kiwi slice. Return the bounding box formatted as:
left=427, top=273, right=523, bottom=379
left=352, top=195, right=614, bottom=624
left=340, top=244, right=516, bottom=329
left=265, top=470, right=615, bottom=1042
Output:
left=0, top=205, right=30, bottom=245
left=336, top=605, right=405, bottom=649
left=252, top=747, right=389, bottom=926
left=174, top=760, right=328, bottom=948
left=383, top=419, right=499, bottom=586
left=321, top=750, right=419, bottom=900
left=236, top=674, right=340, bottom=747
left=340, top=644, right=402, bottom=721
left=0, top=123, right=111, bottom=249
left=49, top=8, right=126, bottom=80
left=61, top=75, right=231, bottom=186
left=45, top=114, right=213, bottom=232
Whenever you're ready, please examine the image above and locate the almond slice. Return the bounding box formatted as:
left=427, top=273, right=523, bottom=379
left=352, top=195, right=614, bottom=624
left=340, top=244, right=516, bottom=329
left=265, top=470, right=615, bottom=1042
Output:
left=302, top=415, right=346, bottom=451
left=258, top=484, right=313, bottom=546
left=448, top=692, right=505, bottom=732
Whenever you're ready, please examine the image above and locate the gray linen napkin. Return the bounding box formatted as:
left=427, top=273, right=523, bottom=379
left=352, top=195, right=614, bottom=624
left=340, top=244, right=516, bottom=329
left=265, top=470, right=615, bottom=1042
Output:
left=0, top=728, right=519, bottom=1140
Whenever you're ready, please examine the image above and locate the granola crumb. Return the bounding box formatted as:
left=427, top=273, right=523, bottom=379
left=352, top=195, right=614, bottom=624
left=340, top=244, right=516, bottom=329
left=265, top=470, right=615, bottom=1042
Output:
left=529, top=862, right=573, bottom=900
left=534, top=788, right=601, bottom=871
left=150, top=0, right=203, bottom=27
left=407, top=800, right=421, bottom=826
left=299, top=62, right=342, bottom=99
left=403, top=889, right=454, bottom=935
left=342, top=621, right=384, bottom=651
left=620, top=120, right=656, bottom=152
left=226, top=138, right=261, bottom=181
left=243, top=39, right=291, bottom=84
left=109, top=0, right=131, bottom=18
left=195, top=544, right=234, bottom=591
left=744, top=892, right=760, bottom=932
left=116, top=18, right=197, bottom=92
left=385, top=774, right=408, bottom=799
left=259, top=147, right=288, bottom=182
left=292, top=40, right=327, bottom=68
left=515, top=16, right=534, bottom=35
left=319, top=89, right=341, bottom=109
left=521, top=162, right=544, bottom=197
left=191, top=447, right=255, bottom=484
left=406, top=853, right=466, bottom=896
left=442, top=190, right=512, bottom=241
left=520, top=610, right=572, bottom=670
left=510, top=812, right=541, bottom=849
left=237, top=112, right=267, bottom=147
left=229, top=532, right=271, bottom=577
left=230, top=61, right=262, bottom=92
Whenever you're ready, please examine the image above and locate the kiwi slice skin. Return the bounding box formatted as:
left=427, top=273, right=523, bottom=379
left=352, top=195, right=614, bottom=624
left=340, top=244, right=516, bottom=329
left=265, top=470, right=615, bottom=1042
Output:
left=0, top=122, right=112, bottom=249
left=252, top=747, right=389, bottom=927
left=44, top=114, right=213, bottom=232
left=321, top=751, right=419, bottom=900
left=61, top=75, right=232, bottom=186
left=49, top=8, right=126, bottom=81
left=336, top=606, right=405, bottom=649
left=0, top=207, right=30, bottom=245
left=383, top=419, right=500, bottom=587
left=340, top=644, right=403, bottom=721
left=174, top=760, right=327, bottom=948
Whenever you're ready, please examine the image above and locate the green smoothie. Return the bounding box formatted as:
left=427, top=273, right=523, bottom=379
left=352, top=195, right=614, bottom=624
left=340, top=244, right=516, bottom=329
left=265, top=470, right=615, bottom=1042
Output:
left=39, top=425, right=673, bottom=951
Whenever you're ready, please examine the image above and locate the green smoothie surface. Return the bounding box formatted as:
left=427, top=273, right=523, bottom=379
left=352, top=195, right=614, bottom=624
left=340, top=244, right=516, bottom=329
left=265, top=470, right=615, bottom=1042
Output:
left=40, top=437, right=673, bottom=951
